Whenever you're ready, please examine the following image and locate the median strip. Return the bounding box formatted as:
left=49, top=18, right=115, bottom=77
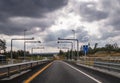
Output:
left=24, top=62, right=53, bottom=83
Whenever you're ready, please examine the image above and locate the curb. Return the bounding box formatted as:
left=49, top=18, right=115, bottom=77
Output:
left=76, top=63, right=120, bottom=79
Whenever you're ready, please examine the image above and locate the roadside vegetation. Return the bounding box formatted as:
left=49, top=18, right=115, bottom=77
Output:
left=58, top=43, right=120, bottom=60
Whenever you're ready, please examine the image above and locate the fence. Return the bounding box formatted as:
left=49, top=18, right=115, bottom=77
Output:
left=0, top=60, right=52, bottom=78
left=77, top=57, right=120, bottom=73
left=94, top=61, right=120, bottom=72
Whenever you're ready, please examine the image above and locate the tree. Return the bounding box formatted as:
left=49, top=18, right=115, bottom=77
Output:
left=94, top=43, right=98, bottom=50
left=5, top=50, right=29, bottom=59
left=105, top=44, right=114, bottom=53
left=0, top=39, right=6, bottom=53
left=113, top=43, right=119, bottom=49
left=58, top=50, right=64, bottom=56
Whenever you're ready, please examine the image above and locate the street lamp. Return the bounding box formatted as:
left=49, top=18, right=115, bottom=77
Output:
left=31, top=47, right=44, bottom=54
left=72, top=29, right=76, bottom=51
left=58, top=37, right=79, bottom=60
left=10, top=37, right=34, bottom=64
left=24, top=41, right=41, bottom=61
left=72, top=30, right=76, bottom=39
left=31, top=47, right=44, bottom=60
left=57, top=41, right=73, bottom=60
left=58, top=46, right=70, bottom=60
left=24, top=29, right=27, bottom=61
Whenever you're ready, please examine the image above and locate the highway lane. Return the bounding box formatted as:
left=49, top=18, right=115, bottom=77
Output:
left=67, top=61, right=120, bottom=83
left=1, top=60, right=120, bottom=83
left=25, top=60, right=101, bottom=83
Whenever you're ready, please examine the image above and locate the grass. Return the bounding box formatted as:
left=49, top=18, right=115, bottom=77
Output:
left=79, top=51, right=120, bottom=64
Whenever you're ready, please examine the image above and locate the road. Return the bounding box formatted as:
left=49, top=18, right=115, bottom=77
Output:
left=28, top=60, right=102, bottom=83
left=1, top=60, right=120, bottom=83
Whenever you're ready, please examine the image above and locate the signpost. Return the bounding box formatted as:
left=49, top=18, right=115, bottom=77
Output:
left=83, top=45, right=88, bottom=56
left=83, top=45, right=89, bottom=64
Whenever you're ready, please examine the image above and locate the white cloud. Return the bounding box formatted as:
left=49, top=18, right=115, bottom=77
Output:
left=0, top=0, right=120, bottom=53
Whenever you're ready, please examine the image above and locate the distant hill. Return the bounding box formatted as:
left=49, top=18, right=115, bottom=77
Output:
left=29, top=52, right=59, bottom=57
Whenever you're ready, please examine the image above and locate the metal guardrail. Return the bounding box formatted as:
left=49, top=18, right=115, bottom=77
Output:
left=94, top=61, right=120, bottom=72
left=76, top=58, right=120, bottom=73
left=0, top=60, right=51, bottom=78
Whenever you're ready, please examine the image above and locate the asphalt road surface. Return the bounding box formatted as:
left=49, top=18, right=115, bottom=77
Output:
left=1, top=60, right=120, bottom=83
left=29, top=60, right=102, bottom=83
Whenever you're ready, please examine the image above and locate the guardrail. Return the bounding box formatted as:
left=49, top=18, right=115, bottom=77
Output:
left=76, top=58, right=120, bottom=73
left=94, top=61, right=120, bottom=72
left=0, top=60, right=52, bottom=78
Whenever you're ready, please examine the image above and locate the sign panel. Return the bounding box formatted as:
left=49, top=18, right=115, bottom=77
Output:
left=83, top=45, right=88, bottom=55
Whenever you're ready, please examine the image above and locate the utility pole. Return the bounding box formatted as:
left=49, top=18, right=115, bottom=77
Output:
left=58, top=38, right=79, bottom=60
left=11, top=37, right=34, bottom=64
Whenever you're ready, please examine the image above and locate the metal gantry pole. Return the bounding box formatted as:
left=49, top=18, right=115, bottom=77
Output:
left=72, top=29, right=76, bottom=51
left=77, top=40, right=79, bottom=60
left=71, top=42, right=73, bottom=60
left=10, top=39, right=13, bottom=64
left=10, top=37, right=34, bottom=64
left=31, top=48, right=33, bottom=61
left=58, top=38, right=79, bottom=60
left=58, top=46, right=70, bottom=59
left=24, top=29, right=26, bottom=61
left=31, top=48, right=33, bottom=54
left=63, top=47, right=69, bottom=59
left=25, top=41, right=41, bottom=61
left=24, top=42, right=26, bottom=61
left=31, top=47, right=44, bottom=60
left=57, top=41, right=73, bottom=60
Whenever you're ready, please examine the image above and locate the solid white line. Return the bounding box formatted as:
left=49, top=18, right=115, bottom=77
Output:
left=62, top=61, right=102, bottom=83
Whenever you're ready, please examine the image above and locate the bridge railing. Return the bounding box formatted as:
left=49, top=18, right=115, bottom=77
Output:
left=0, top=60, right=52, bottom=78
left=76, top=57, right=120, bottom=73
left=94, top=61, right=120, bottom=72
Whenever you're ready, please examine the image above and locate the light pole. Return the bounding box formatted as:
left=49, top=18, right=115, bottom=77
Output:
left=58, top=46, right=70, bottom=59
left=10, top=37, right=34, bottom=64
left=72, top=30, right=76, bottom=51
left=25, top=41, right=41, bottom=61
left=58, top=37, right=79, bottom=60
left=57, top=41, right=73, bottom=60
left=31, top=47, right=44, bottom=54
left=31, top=47, right=44, bottom=60
left=24, top=29, right=27, bottom=62
left=72, top=30, right=76, bottom=39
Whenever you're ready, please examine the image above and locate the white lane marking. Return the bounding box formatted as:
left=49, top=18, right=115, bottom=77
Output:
left=62, top=61, right=102, bottom=83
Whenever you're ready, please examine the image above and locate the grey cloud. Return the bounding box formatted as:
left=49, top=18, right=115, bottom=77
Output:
left=44, top=27, right=89, bottom=43
left=44, top=29, right=72, bottom=42
left=106, top=17, right=120, bottom=31
left=0, top=22, right=24, bottom=35
left=0, top=0, right=68, bottom=20
left=0, top=18, right=54, bottom=35
left=79, top=2, right=108, bottom=22
left=43, top=41, right=58, bottom=48
left=78, top=0, right=120, bottom=41
left=96, top=0, right=120, bottom=40
left=99, top=28, right=120, bottom=40
left=76, top=27, right=89, bottom=42
left=0, top=0, right=68, bottom=35
left=100, top=0, right=120, bottom=31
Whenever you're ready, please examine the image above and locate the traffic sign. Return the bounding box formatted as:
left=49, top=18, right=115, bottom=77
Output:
left=83, top=45, right=88, bottom=55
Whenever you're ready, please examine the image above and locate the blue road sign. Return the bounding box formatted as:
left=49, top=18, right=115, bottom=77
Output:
left=83, top=45, right=88, bottom=54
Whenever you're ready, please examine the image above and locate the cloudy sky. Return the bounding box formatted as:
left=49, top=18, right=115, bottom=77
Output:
left=0, top=0, right=120, bottom=53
